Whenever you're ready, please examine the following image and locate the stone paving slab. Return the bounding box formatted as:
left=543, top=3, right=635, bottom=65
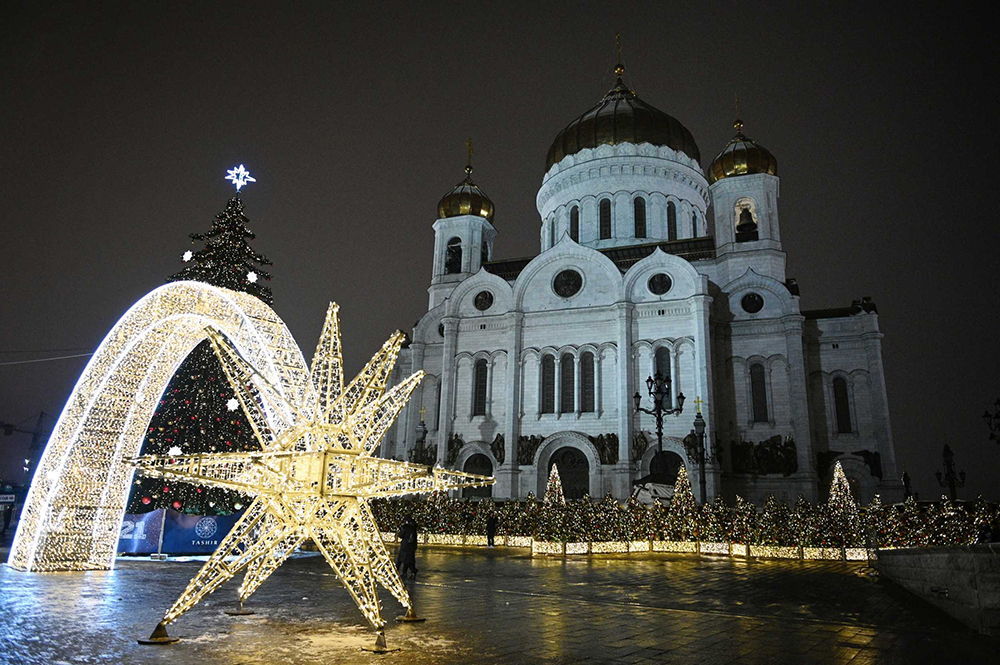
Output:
left=0, top=544, right=995, bottom=664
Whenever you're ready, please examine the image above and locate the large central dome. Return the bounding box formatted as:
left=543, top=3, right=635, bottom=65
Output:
left=545, top=64, right=701, bottom=172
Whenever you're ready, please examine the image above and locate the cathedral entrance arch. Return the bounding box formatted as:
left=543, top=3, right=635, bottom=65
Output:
left=462, top=454, right=493, bottom=499
left=639, top=436, right=689, bottom=479
left=649, top=450, right=685, bottom=485
left=533, top=432, right=601, bottom=498
left=10, top=282, right=308, bottom=572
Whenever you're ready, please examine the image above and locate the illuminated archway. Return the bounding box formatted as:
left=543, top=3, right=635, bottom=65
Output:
left=9, top=282, right=309, bottom=571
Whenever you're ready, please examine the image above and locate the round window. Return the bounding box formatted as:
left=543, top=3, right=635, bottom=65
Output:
left=647, top=273, right=672, bottom=296
left=553, top=269, right=583, bottom=298
left=741, top=293, right=764, bottom=314
left=474, top=291, right=494, bottom=311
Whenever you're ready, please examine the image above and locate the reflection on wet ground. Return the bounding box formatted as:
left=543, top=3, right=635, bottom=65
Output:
left=0, top=544, right=993, bottom=664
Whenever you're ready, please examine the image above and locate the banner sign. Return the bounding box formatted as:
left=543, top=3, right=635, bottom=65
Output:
left=0, top=494, right=15, bottom=503
left=160, top=509, right=245, bottom=554
left=117, top=509, right=166, bottom=554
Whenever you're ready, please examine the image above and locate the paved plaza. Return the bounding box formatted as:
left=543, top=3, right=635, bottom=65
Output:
left=0, top=543, right=993, bottom=664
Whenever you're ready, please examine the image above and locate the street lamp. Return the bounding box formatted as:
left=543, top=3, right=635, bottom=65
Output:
left=935, top=444, right=966, bottom=501
left=682, top=407, right=711, bottom=505
left=984, top=398, right=1000, bottom=444
left=633, top=372, right=685, bottom=455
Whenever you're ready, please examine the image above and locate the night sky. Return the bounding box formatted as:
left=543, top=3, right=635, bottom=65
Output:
left=2, top=2, right=996, bottom=501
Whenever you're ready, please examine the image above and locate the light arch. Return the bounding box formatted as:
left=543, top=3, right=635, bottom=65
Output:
left=10, top=282, right=309, bottom=572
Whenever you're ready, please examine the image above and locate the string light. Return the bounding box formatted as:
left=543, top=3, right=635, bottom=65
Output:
left=10, top=281, right=308, bottom=572
left=131, top=304, right=493, bottom=642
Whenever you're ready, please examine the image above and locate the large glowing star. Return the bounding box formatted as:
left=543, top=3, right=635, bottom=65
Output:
left=224, top=163, right=256, bottom=191
left=132, top=304, right=493, bottom=644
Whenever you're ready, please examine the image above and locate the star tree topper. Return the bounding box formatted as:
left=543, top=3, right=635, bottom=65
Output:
left=132, top=303, right=493, bottom=643
left=225, top=164, right=256, bottom=191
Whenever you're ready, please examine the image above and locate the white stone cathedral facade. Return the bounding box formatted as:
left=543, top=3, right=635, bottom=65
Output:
left=383, top=62, right=902, bottom=506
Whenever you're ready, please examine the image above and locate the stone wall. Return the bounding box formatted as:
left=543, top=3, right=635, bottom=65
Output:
left=876, top=545, right=1000, bottom=636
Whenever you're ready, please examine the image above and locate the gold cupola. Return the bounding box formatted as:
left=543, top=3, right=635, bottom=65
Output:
left=437, top=140, right=495, bottom=222
left=707, top=119, right=778, bottom=184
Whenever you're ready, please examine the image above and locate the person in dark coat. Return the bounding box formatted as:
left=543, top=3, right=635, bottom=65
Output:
left=1, top=503, right=12, bottom=537
left=486, top=514, right=498, bottom=547
left=396, top=516, right=419, bottom=579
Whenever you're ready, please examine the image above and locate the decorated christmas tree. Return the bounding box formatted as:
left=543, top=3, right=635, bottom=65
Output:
left=731, top=496, right=757, bottom=544
left=824, top=461, right=864, bottom=547
left=792, top=495, right=820, bottom=547
left=757, top=494, right=793, bottom=545
left=544, top=464, right=566, bottom=505
left=126, top=167, right=270, bottom=515
left=698, top=496, right=727, bottom=542
left=664, top=465, right=698, bottom=540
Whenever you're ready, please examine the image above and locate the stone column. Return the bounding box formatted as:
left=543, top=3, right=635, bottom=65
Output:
left=403, top=342, right=425, bottom=460
left=693, top=293, right=720, bottom=502
left=500, top=312, right=523, bottom=498
left=783, top=315, right=818, bottom=498
left=614, top=302, right=634, bottom=500
left=437, top=317, right=459, bottom=465
left=485, top=356, right=494, bottom=420
left=574, top=354, right=581, bottom=418
left=863, top=328, right=898, bottom=478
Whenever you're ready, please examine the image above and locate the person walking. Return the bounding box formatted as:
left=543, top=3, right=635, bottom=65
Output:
left=486, top=513, right=498, bottom=547
left=1, top=502, right=13, bottom=538
left=396, top=516, right=419, bottom=579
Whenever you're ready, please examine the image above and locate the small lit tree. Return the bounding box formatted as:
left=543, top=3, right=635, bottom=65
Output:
left=544, top=464, right=566, bottom=505
left=665, top=466, right=698, bottom=540
left=825, top=461, right=864, bottom=547
left=757, top=495, right=793, bottom=545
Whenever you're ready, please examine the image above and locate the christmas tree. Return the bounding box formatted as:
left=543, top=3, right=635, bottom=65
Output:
left=824, top=461, right=864, bottom=547
left=665, top=465, right=698, bottom=540
left=168, top=194, right=273, bottom=303
left=731, top=496, right=757, bottom=544
left=544, top=464, right=566, bottom=505
left=127, top=170, right=271, bottom=515
left=757, top=495, right=793, bottom=545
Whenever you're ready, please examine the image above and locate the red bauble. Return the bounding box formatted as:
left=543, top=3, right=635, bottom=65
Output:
left=163, top=486, right=170, bottom=493
left=196, top=488, right=202, bottom=493
left=141, top=496, right=151, bottom=505
left=172, top=501, right=182, bottom=510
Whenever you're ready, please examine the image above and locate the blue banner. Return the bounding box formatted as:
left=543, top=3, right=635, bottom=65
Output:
left=160, top=509, right=245, bottom=554
left=117, top=509, right=165, bottom=554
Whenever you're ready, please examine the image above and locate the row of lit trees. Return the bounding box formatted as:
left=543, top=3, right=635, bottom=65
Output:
left=370, top=463, right=997, bottom=548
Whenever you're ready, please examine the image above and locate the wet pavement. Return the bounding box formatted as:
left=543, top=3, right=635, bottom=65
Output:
left=0, top=540, right=994, bottom=664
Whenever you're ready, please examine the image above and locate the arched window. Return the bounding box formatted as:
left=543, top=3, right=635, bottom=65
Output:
left=655, top=346, right=672, bottom=408
left=634, top=197, right=646, bottom=238
left=570, top=206, right=579, bottom=242
left=691, top=212, right=698, bottom=238
left=667, top=202, right=677, bottom=241
left=445, top=237, right=462, bottom=274
left=560, top=353, right=575, bottom=413
left=580, top=352, right=595, bottom=413
left=750, top=363, right=768, bottom=423
left=480, top=241, right=489, bottom=265
left=833, top=377, right=852, bottom=434
left=599, top=199, right=612, bottom=239
left=473, top=359, right=488, bottom=416
left=540, top=355, right=555, bottom=414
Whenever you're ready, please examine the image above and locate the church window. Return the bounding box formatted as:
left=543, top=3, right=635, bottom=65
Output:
left=553, top=269, right=583, bottom=298
left=481, top=241, right=489, bottom=265
left=445, top=237, right=462, bottom=274
left=580, top=352, right=595, bottom=413
left=833, top=377, right=852, bottom=434
left=474, top=290, right=493, bottom=311
left=750, top=363, right=769, bottom=423
left=541, top=355, right=555, bottom=414
left=691, top=212, right=698, bottom=237
left=599, top=199, right=611, bottom=239
left=667, top=202, right=677, bottom=241
left=648, top=273, right=672, bottom=296
left=634, top=197, right=646, bottom=238
left=560, top=353, right=574, bottom=413
left=655, top=346, right=672, bottom=408
left=741, top=292, right=764, bottom=314
left=570, top=206, right=579, bottom=242
left=473, top=359, right=488, bottom=416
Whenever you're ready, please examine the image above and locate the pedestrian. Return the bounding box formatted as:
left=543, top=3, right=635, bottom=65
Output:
left=1, top=503, right=12, bottom=537
left=396, top=515, right=419, bottom=579
left=486, top=513, right=498, bottom=547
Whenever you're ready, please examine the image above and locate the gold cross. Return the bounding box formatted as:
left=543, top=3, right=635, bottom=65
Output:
left=693, top=396, right=706, bottom=414
left=616, top=32, right=622, bottom=64
left=418, top=405, right=427, bottom=422
left=466, top=138, right=473, bottom=169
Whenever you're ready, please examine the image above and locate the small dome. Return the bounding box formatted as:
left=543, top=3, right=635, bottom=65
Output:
left=545, top=63, right=701, bottom=172
left=437, top=165, right=495, bottom=222
left=707, top=120, right=778, bottom=184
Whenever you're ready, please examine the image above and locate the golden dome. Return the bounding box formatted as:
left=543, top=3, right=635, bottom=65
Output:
left=707, top=120, right=778, bottom=184
left=545, top=62, right=701, bottom=172
left=437, top=164, right=495, bottom=222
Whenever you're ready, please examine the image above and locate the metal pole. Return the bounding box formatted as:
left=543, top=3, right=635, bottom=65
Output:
left=698, top=431, right=707, bottom=505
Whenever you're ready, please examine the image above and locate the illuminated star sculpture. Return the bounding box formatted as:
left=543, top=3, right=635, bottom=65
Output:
left=224, top=163, right=256, bottom=191
left=132, top=304, right=493, bottom=648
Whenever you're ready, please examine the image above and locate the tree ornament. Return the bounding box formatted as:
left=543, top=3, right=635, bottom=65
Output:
left=142, top=496, right=151, bottom=505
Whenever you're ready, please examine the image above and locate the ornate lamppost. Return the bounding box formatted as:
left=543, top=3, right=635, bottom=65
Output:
left=633, top=373, right=685, bottom=455
left=983, top=398, right=1000, bottom=444
left=935, top=444, right=966, bottom=501
left=682, top=400, right=712, bottom=505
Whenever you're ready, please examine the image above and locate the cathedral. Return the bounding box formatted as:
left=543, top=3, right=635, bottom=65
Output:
left=383, top=57, right=902, bottom=506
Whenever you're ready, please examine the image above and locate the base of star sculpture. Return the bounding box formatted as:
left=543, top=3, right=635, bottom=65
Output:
left=224, top=600, right=255, bottom=616
left=137, top=622, right=180, bottom=645
left=360, top=630, right=399, bottom=653
left=395, top=605, right=426, bottom=622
